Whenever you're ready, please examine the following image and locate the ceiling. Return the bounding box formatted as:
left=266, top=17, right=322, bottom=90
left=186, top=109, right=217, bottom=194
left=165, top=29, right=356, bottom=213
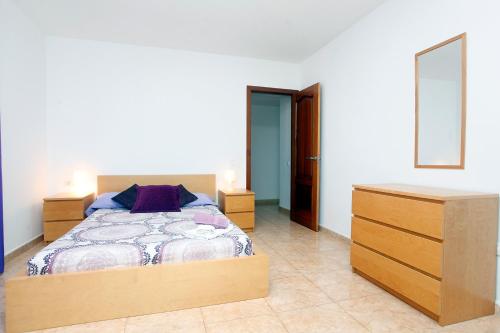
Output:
left=16, top=0, right=385, bottom=63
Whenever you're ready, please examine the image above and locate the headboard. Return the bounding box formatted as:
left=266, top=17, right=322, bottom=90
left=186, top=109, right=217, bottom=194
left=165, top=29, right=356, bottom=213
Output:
left=97, top=174, right=216, bottom=199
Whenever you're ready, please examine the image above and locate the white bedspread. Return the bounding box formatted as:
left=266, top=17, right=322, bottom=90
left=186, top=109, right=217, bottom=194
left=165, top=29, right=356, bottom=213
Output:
left=27, top=205, right=253, bottom=276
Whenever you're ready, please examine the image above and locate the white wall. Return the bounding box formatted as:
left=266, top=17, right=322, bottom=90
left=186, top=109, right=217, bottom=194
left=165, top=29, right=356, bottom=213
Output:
left=251, top=104, right=280, bottom=200
left=46, top=37, right=300, bottom=193
left=279, top=96, right=291, bottom=210
left=0, top=0, right=47, bottom=253
left=301, top=0, right=500, bottom=303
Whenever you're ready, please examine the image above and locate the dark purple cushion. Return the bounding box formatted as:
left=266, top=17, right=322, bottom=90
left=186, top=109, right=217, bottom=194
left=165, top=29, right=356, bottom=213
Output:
left=177, top=184, right=197, bottom=206
left=130, top=185, right=181, bottom=213
left=111, top=184, right=138, bottom=209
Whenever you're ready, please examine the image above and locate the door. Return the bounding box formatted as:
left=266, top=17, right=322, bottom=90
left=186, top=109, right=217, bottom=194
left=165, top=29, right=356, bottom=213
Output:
left=291, top=83, right=320, bottom=231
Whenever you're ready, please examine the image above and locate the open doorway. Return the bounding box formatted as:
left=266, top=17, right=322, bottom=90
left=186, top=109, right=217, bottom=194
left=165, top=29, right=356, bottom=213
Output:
left=250, top=92, right=292, bottom=212
left=246, top=84, right=321, bottom=231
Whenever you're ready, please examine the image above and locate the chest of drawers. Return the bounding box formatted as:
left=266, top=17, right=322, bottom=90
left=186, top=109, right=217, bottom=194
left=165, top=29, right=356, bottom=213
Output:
left=351, top=184, right=498, bottom=325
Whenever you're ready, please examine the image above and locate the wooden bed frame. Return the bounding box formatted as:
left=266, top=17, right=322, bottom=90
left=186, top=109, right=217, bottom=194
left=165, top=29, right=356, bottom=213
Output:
left=5, top=174, right=269, bottom=333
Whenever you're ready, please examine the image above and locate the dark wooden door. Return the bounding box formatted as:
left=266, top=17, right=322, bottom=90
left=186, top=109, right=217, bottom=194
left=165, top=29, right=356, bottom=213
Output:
left=291, top=83, right=320, bottom=231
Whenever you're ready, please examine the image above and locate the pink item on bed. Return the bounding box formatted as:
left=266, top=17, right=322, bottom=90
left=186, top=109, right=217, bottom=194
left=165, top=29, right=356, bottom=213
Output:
left=193, top=212, right=229, bottom=229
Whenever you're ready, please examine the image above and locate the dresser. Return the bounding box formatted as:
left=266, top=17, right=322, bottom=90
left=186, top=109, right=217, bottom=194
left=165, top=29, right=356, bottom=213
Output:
left=218, top=189, right=255, bottom=232
left=350, top=184, right=498, bottom=326
left=43, top=192, right=95, bottom=241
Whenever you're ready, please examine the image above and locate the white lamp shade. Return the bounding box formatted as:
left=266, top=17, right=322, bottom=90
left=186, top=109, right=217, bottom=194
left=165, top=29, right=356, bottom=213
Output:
left=72, top=170, right=92, bottom=195
left=224, top=170, right=236, bottom=183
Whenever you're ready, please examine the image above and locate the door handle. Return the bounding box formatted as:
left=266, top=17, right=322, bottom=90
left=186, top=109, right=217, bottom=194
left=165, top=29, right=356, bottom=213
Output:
left=305, top=156, right=321, bottom=161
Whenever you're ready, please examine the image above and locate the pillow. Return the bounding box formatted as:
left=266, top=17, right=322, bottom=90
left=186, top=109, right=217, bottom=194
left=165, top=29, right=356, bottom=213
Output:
left=183, top=192, right=216, bottom=207
left=130, top=185, right=181, bottom=213
left=111, top=184, right=138, bottom=209
left=85, top=192, right=124, bottom=216
left=178, top=184, right=197, bottom=206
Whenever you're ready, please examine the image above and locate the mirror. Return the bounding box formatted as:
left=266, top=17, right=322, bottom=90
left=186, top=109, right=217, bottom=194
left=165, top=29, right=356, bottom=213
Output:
left=415, top=33, right=466, bottom=169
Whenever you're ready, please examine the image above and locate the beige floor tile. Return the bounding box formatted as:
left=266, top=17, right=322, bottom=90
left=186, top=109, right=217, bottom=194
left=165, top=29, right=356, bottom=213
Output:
left=205, top=314, right=287, bottom=333
left=265, top=240, right=300, bottom=256
left=257, top=233, right=297, bottom=244
left=294, top=238, right=350, bottom=253
left=268, top=254, right=303, bottom=280
left=41, top=318, right=126, bottom=333
left=266, top=276, right=331, bottom=312
left=253, top=241, right=279, bottom=258
left=286, top=253, right=348, bottom=272
left=303, top=268, right=383, bottom=301
left=201, top=298, right=272, bottom=324
left=125, top=308, right=204, bottom=333
left=278, top=303, right=368, bottom=333
left=296, top=247, right=350, bottom=262
left=339, top=293, right=440, bottom=332
left=270, top=264, right=303, bottom=281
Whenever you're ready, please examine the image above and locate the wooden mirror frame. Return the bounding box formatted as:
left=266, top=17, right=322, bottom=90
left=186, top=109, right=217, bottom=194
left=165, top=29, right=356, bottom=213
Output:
left=414, top=33, right=467, bottom=169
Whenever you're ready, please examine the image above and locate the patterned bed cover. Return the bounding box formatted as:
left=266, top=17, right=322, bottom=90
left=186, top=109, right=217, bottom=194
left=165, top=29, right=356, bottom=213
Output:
left=27, top=205, right=253, bottom=276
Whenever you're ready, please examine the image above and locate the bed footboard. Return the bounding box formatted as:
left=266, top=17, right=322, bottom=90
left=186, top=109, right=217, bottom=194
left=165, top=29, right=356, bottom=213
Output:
left=6, top=250, right=269, bottom=333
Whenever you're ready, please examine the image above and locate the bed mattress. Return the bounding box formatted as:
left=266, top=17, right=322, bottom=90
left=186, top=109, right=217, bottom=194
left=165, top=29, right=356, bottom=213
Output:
left=27, top=205, right=253, bottom=276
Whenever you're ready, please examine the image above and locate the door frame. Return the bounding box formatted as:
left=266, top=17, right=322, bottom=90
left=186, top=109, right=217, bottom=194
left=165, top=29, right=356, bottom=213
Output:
left=246, top=86, right=298, bottom=191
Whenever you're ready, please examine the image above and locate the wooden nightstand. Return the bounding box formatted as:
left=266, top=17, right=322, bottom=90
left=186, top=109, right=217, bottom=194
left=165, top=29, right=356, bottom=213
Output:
left=43, top=192, right=95, bottom=241
left=218, top=189, right=255, bottom=232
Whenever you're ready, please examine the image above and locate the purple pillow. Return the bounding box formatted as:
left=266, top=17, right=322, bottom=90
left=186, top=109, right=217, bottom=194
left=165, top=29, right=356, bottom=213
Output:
left=85, top=192, right=124, bottom=216
left=130, top=185, right=181, bottom=213
left=184, top=193, right=216, bottom=207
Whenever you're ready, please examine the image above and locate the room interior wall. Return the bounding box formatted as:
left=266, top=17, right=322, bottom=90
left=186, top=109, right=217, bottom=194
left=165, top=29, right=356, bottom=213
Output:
left=0, top=0, right=47, bottom=254
left=45, top=37, right=301, bottom=195
left=279, top=96, right=291, bottom=210
left=251, top=104, right=280, bottom=200
left=300, top=0, right=500, bottom=303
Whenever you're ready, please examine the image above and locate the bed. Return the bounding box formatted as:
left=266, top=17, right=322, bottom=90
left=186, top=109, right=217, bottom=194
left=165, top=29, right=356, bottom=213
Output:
left=6, top=174, right=269, bottom=333
left=28, top=205, right=253, bottom=276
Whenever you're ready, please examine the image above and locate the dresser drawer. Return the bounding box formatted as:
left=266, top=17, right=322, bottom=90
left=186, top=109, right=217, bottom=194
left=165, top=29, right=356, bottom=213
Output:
left=43, top=200, right=85, bottom=221
left=44, top=220, right=82, bottom=241
left=352, top=190, right=444, bottom=239
left=226, top=212, right=255, bottom=230
left=224, top=195, right=255, bottom=213
left=351, top=243, right=441, bottom=315
left=352, top=217, right=442, bottom=277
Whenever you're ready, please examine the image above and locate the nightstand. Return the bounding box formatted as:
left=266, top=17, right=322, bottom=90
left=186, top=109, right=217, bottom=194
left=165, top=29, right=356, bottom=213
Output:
left=218, top=189, right=255, bottom=232
left=43, top=192, right=95, bottom=241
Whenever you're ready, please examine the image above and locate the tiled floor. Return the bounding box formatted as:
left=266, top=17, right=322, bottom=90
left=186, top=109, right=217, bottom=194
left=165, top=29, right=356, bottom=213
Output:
left=1, top=205, right=500, bottom=332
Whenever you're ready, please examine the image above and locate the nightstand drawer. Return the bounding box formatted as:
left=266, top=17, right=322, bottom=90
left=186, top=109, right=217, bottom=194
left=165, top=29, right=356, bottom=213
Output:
left=227, top=212, right=254, bottom=230
left=224, top=195, right=254, bottom=213
left=44, top=220, right=82, bottom=241
left=43, top=200, right=85, bottom=221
